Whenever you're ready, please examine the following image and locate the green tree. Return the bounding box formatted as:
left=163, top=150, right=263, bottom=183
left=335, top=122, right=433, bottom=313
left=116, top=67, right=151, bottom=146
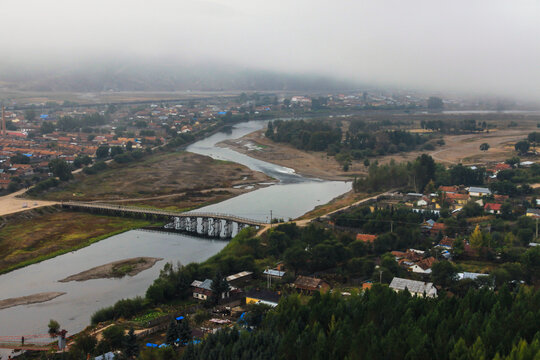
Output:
left=71, top=333, right=97, bottom=357
left=102, top=325, right=125, bottom=350
left=431, top=260, right=458, bottom=287
left=24, top=109, right=36, bottom=121
left=210, top=273, right=230, bottom=305
left=413, top=154, right=436, bottom=192
left=48, top=319, right=60, bottom=337
left=480, top=143, right=490, bottom=152
left=469, top=337, right=486, bottom=360
left=40, top=121, right=55, bottom=134
left=177, top=319, right=192, bottom=345
left=48, top=158, right=73, bottom=181
left=96, top=145, right=110, bottom=159
left=427, top=97, right=444, bottom=110
left=284, top=246, right=308, bottom=276
left=515, top=140, right=530, bottom=155
left=166, top=318, right=178, bottom=345
left=123, top=327, right=139, bottom=358
left=449, top=338, right=468, bottom=360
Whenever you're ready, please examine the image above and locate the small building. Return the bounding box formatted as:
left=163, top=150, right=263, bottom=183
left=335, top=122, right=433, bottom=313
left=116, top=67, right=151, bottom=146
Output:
left=356, top=233, right=377, bottom=243
left=389, top=277, right=437, bottom=298
left=526, top=208, right=540, bottom=218
left=245, top=289, right=280, bottom=307
left=468, top=187, right=491, bottom=197
left=445, top=192, right=469, bottom=205
left=263, top=269, right=285, bottom=279
left=438, top=185, right=459, bottom=193
left=409, top=257, right=436, bottom=274
left=457, top=272, right=489, bottom=281
left=484, top=203, right=502, bottom=214
left=293, top=275, right=330, bottom=294
left=191, top=279, right=230, bottom=301
left=226, top=271, right=253, bottom=287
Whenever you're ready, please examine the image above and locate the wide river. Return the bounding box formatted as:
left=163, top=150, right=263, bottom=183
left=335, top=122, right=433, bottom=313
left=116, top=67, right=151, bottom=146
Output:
left=0, top=120, right=350, bottom=345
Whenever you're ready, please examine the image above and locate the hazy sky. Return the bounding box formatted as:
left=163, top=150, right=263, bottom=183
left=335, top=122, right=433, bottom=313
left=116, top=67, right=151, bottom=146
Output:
left=1, top=0, right=539, bottom=99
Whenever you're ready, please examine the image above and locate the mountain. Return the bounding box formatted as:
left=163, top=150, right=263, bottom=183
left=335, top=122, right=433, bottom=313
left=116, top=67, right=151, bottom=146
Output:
left=0, top=60, right=356, bottom=93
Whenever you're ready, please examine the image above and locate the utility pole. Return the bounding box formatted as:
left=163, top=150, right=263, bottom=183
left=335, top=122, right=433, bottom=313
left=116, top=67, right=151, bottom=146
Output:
left=379, top=270, right=383, bottom=283
left=270, top=210, right=273, bottom=228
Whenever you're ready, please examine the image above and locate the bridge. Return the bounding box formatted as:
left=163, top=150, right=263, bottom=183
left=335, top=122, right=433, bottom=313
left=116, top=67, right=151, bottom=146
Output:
left=61, top=201, right=266, bottom=239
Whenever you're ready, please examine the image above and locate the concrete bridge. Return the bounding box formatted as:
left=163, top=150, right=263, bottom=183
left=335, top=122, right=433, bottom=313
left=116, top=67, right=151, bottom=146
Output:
left=61, top=201, right=266, bottom=239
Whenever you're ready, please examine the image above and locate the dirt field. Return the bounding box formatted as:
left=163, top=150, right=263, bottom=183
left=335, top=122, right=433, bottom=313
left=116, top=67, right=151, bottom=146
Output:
left=0, top=189, right=58, bottom=216
left=0, top=292, right=66, bottom=310
left=35, top=151, right=273, bottom=211
left=0, top=209, right=150, bottom=274
left=59, top=257, right=163, bottom=282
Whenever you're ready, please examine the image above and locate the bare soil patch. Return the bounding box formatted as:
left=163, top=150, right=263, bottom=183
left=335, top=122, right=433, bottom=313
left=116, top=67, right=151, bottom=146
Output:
left=59, top=257, right=163, bottom=282
left=0, top=292, right=66, bottom=310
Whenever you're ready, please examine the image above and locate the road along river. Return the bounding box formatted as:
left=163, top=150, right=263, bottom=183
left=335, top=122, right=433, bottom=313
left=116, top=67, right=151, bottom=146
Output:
left=0, top=120, right=351, bottom=347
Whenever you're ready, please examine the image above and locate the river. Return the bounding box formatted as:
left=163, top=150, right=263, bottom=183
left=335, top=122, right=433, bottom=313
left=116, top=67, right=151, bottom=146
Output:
left=0, top=120, right=350, bottom=349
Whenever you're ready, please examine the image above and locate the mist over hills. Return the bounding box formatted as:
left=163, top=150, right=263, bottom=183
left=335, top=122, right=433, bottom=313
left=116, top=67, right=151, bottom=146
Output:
left=0, top=60, right=356, bottom=93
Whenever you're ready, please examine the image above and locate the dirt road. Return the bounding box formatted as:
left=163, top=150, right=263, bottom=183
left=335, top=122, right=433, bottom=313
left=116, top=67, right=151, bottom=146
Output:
left=0, top=189, right=58, bottom=216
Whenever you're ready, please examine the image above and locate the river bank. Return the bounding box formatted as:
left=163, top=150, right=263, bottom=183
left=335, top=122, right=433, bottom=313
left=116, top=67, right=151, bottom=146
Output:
left=0, top=208, right=153, bottom=275
left=0, top=292, right=66, bottom=310
left=217, top=129, right=363, bottom=181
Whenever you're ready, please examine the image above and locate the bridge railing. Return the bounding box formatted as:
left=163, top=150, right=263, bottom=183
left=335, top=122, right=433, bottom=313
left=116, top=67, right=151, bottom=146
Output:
left=61, top=201, right=267, bottom=225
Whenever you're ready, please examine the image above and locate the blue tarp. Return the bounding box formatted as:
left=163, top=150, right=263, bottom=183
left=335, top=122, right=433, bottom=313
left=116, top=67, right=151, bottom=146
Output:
left=145, top=343, right=158, bottom=348
left=40, top=114, right=49, bottom=119
left=218, top=111, right=227, bottom=115
left=176, top=316, right=184, bottom=321
left=23, top=153, right=32, bottom=157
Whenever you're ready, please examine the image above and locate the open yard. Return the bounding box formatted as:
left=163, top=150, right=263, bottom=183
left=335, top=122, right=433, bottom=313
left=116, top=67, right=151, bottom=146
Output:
left=0, top=209, right=151, bottom=274
left=35, top=151, right=272, bottom=210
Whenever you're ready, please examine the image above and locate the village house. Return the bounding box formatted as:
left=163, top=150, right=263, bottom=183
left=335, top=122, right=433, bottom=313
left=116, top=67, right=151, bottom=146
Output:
left=263, top=269, right=285, bottom=280
left=225, top=271, right=253, bottom=287
left=484, top=203, right=502, bottom=214
left=389, top=277, right=438, bottom=298
left=245, top=289, right=280, bottom=308
left=356, top=233, right=377, bottom=243
left=409, top=257, right=437, bottom=274
left=468, top=186, right=491, bottom=197
left=526, top=208, right=540, bottom=218
left=293, top=275, right=330, bottom=294
left=191, top=279, right=230, bottom=301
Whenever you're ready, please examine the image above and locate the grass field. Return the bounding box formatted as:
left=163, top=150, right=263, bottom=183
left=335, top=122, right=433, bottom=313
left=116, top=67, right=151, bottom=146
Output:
left=0, top=210, right=151, bottom=274
left=35, top=151, right=270, bottom=209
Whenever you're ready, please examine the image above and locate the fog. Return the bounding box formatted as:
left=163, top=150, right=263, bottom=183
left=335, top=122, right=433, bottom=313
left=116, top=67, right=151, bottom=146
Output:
left=0, top=0, right=539, bottom=99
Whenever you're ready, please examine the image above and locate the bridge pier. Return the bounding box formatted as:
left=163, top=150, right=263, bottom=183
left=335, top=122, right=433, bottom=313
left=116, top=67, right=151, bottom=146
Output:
left=200, top=217, right=209, bottom=236
left=223, top=220, right=233, bottom=238
left=173, top=217, right=187, bottom=231
left=211, top=218, right=222, bottom=238
left=188, top=217, right=198, bottom=232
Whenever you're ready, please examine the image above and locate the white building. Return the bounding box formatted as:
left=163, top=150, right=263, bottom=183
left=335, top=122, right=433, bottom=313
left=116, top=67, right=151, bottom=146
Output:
left=389, top=277, right=438, bottom=298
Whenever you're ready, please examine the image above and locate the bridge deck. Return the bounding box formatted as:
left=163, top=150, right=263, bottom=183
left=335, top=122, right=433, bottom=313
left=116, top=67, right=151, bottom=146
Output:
left=61, top=201, right=266, bottom=226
